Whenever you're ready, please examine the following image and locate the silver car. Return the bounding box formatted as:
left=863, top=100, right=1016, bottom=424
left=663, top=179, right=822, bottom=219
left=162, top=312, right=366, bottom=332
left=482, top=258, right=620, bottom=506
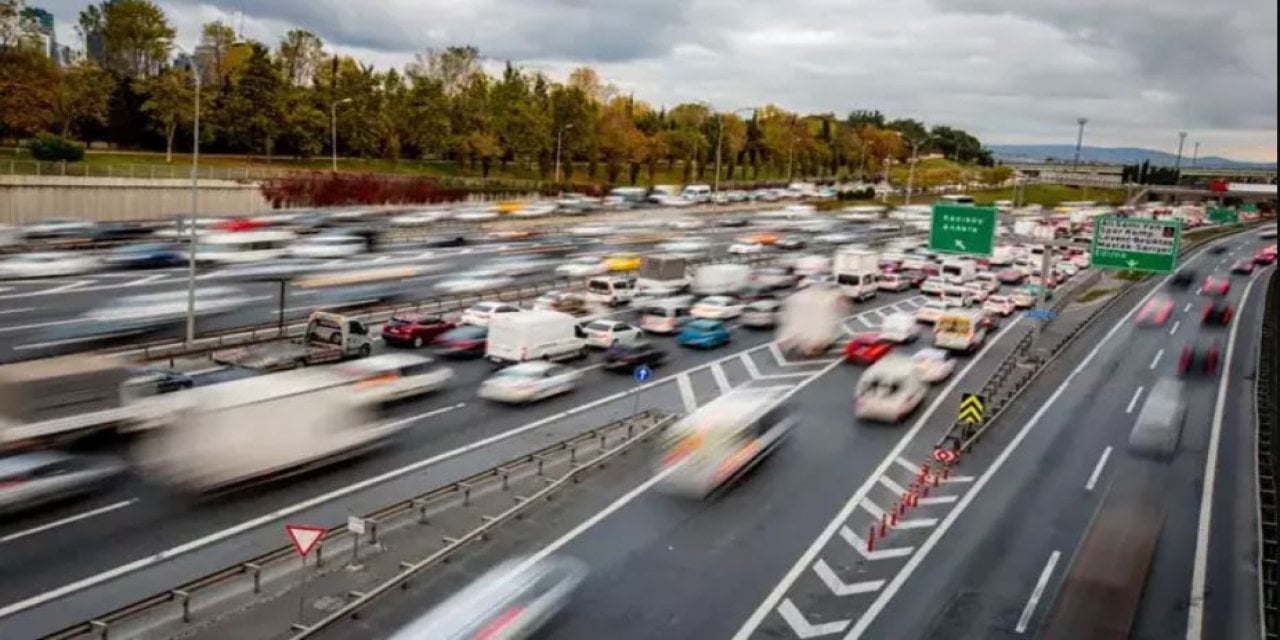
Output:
left=1127, top=377, right=1187, bottom=458
left=389, top=556, right=587, bottom=640
left=0, top=452, right=126, bottom=515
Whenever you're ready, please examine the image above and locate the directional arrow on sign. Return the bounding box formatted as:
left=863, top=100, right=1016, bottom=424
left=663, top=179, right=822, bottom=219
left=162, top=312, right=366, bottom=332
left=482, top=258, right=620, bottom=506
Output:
left=955, top=239, right=967, bottom=251
left=958, top=393, right=985, bottom=426
left=1126, top=259, right=1138, bottom=268
left=777, top=598, right=851, bottom=639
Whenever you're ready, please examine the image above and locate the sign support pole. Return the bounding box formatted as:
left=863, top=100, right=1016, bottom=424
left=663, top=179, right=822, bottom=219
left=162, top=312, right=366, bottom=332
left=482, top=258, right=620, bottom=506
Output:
left=296, top=555, right=307, bottom=628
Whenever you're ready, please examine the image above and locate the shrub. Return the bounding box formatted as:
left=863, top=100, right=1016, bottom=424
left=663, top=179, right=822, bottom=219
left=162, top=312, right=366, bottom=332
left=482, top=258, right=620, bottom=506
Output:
left=29, top=133, right=86, bottom=162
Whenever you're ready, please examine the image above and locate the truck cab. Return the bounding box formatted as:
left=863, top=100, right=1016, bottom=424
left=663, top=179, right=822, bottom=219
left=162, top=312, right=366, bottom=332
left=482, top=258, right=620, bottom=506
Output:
left=932, top=309, right=987, bottom=352
left=586, top=275, right=637, bottom=307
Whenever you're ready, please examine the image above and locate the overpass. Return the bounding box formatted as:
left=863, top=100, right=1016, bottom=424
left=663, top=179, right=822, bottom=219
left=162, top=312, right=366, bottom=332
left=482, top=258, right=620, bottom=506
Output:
left=1008, top=161, right=1277, bottom=182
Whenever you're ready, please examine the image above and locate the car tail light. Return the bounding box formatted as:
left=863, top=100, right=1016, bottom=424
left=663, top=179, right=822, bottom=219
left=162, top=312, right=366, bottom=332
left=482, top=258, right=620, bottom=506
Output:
left=476, top=606, right=526, bottom=640
left=0, top=480, right=22, bottom=490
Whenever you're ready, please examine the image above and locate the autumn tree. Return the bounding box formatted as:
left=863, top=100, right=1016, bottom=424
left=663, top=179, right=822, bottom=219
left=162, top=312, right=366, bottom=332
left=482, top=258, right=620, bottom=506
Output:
left=195, top=20, right=236, bottom=87
left=54, top=58, right=114, bottom=138
left=82, top=0, right=174, bottom=79
left=136, top=66, right=193, bottom=161
left=0, top=41, right=56, bottom=139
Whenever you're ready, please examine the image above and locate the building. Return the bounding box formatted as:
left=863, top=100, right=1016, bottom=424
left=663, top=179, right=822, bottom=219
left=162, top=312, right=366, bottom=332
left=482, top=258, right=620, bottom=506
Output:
left=19, top=5, right=61, bottom=65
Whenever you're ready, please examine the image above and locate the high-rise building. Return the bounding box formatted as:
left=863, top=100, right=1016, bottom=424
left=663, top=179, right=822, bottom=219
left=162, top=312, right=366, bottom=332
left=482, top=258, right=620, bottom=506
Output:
left=19, top=6, right=60, bottom=64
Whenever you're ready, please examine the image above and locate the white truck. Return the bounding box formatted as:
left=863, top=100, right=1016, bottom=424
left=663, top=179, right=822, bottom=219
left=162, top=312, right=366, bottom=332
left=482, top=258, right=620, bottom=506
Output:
left=833, top=247, right=879, bottom=301
left=485, top=310, right=586, bottom=366
left=692, top=263, right=750, bottom=296
left=777, top=285, right=849, bottom=357
left=933, top=309, right=987, bottom=352
left=636, top=254, right=690, bottom=296
left=941, top=258, right=976, bottom=285
left=214, top=311, right=373, bottom=371
left=0, top=355, right=152, bottom=450
left=135, top=368, right=400, bottom=492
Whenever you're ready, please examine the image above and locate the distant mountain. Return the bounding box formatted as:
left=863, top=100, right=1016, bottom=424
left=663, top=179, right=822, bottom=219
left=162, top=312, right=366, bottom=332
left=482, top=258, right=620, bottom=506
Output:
left=987, top=144, right=1277, bottom=170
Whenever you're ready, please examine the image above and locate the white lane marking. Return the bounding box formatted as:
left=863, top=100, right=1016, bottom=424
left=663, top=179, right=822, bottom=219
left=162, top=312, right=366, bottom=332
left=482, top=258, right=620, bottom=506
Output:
left=855, top=316, right=873, bottom=328
left=740, top=353, right=762, bottom=379
left=0, top=316, right=85, bottom=334
left=778, top=598, right=850, bottom=638
left=124, top=274, right=168, bottom=286
left=869, top=309, right=886, bottom=320
left=1084, top=446, right=1113, bottom=492
left=1169, top=319, right=1181, bottom=335
left=1015, top=550, right=1062, bottom=633
left=941, top=475, right=975, bottom=483
left=1, top=499, right=138, bottom=544
left=918, top=495, right=958, bottom=506
left=1187, top=269, right=1264, bottom=640
left=732, top=317, right=1027, bottom=640
left=1184, top=302, right=1193, bottom=313
left=416, top=402, right=467, bottom=420
left=894, top=457, right=921, bottom=476
left=186, top=365, right=229, bottom=377
left=40, top=279, right=93, bottom=294
left=860, top=498, right=885, bottom=519
left=755, top=371, right=816, bottom=380
left=768, top=342, right=788, bottom=367
left=710, top=362, right=732, bottom=394
left=1149, top=349, right=1164, bottom=370
left=677, top=374, right=698, bottom=413
left=0, top=307, right=36, bottom=316
left=1125, top=386, right=1144, bottom=414
left=839, top=526, right=914, bottom=560
left=813, top=559, right=885, bottom=597
left=878, top=475, right=907, bottom=497
left=892, top=517, right=938, bottom=530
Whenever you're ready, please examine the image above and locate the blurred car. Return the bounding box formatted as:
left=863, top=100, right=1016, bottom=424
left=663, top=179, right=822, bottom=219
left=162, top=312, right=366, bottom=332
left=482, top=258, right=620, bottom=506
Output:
left=580, top=319, right=643, bottom=348
left=666, top=217, right=705, bottom=230
left=421, top=234, right=468, bottom=247
left=104, top=243, right=186, bottom=269
left=798, top=273, right=836, bottom=289
left=21, top=218, right=95, bottom=240
left=1208, top=244, right=1228, bottom=255
left=460, top=301, right=522, bottom=327
left=1231, top=259, right=1256, bottom=275
left=911, top=348, right=955, bottom=383
left=752, top=267, right=796, bottom=289
left=1135, top=295, right=1176, bottom=327
left=0, top=452, right=126, bottom=516
left=982, top=294, right=1016, bottom=317
left=478, top=361, right=581, bottom=403
left=1177, top=340, right=1220, bottom=376
left=775, top=235, right=807, bottom=250
left=717, top=216, right=750, bottom=228
left=0, top=252, right=99, bottom=279
left=1200, top=301, right=1234, bottom=326
left=843, top=332, right=893, bottom=365
left=490, top=256, right=558, bottom=277
left=996, top=268, right=1026, bottom=285
left=1128, top=377, right=1187, bottom=459
left=390, top=210, right=451, bottom=226
left=602, top=341, right=667, bottom=372
left=879, top=312, right=921, bottom=343
left=656, top=388, right=794, bottom=497
left=896, top=269, right=927, bottom=289
left=915, top=299, right=951, bottom=324
left=533, top=291, right=589, bottom=315
left=335, top=353, right=454, bottom=403
left=677, top=319, right=732, bottom=348
left=387, top=555, right=587, bottom=640
left=741, top=299, right=782, bottom=328
left=811, top=232, right=860, bottom=246
left=382, top=312, right=456, bottom=348
left=1197, top=276, right=1230, bottom=296
left=727, top=242, right=765, bottom=255
left=692, top=295, right=745, bottom=319
left=605, top=253, right=643, bottom=272
left=1170, top=268, right=1197, bottom=289
left=1255, top=247, right=1277, bottom=265
left=555, top=256, right=609, bottom=278
left=288, top=233, right=368, bottom=259
left=436, top=272, right=515, bottom=294
left=120, top=367, right=194, bottom=401
left=431, top=325, right=488, bottom=358
left=91, top=222, right=155, bottom=242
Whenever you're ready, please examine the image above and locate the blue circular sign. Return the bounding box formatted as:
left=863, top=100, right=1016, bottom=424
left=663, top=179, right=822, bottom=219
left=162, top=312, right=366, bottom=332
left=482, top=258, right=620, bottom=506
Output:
left=634, top=365, right=653, bottom=383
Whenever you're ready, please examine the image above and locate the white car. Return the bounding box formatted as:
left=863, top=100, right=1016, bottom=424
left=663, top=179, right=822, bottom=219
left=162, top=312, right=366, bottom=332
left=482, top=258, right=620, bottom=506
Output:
left=911, top=348, right=956, bottom=383
left=555, top=256, right=609, bottom=277
left=691, top=295, right=745, bottom=319
left=658, top=238, right=712, bottom=257
left=22, top=218, right=95, bottom=238
left=752, top=267, right=796, bottom=289
left=336, top=354, right=454, bottom=402
left=962, top=284, right=989, bottom=303
left=0, top=252, right=99, bottom=279
left=390, top=210, right=451, bottom=226
left=453, top=207, right=500, bottom=222
left=509, top=203, right=558, bottom=218
left=580, top=319, right=643, bottom=348
left=741, top=299, right=781, bottom=328
left=983, top=295, right=1017, bottom=316
left=569, top=224, right=612, bottom=237
left=920, top=277, right=948, bottom=296
left=915, top=300, right=951, bottom=324
left=812, top=232, right=861, bottom=245
left=478, top=362, right=581, bottom=403
left=727, top=242, right=765, bottom=255
left=798, top=274, right=837, bottom=289
left=878, top=313, right=921, bottom=343
left=459, top=301, right=522, bottom=326
left=287, top=233, right=367, bottom=259
left=1056, top=262, right=1080, bottom=277
left=651, top=194, right=695, bottom=208
left=666, top=218, right=705, bottom=230
left=436, top=273, right=515, bottom=294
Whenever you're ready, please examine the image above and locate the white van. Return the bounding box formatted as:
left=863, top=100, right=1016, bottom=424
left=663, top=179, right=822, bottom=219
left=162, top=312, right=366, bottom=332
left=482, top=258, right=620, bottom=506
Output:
left=933, top=310, right=987, bottom=352
left=485, top=310, right=586, bottom=365
left=854, top=355, right=929, bottom=423
left=639, top=299, right=695, bottom=334
left=682, top=184, right=713, bottom=203
left=876, top=272, right=912, bottom=292
left=941, top=259, right=976, bottom=284
left=791, top=254, right=832, bottom=278
left=879, top=313, right=920, bottom=343
left=334, top=353, right=454, bottom=405
left=585, top=275, right=636, bottom=307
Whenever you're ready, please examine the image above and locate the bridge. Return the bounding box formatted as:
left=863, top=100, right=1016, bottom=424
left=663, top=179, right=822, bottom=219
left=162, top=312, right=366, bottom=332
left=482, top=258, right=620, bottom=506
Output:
left=1009, top=161, right=1277, bottom=182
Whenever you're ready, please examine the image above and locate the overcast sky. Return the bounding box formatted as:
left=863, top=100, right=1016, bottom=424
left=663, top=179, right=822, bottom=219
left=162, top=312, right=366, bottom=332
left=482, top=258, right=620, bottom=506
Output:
left=40, top=0, right=1278, bottom=162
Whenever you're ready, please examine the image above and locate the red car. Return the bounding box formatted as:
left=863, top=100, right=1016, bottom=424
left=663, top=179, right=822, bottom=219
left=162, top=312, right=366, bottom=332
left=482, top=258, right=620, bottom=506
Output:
left=1201, top=302, right=1234, bottom=326
left=216, top=218, right=268, bottom=232
left=997, top=268, right=1026, bottom=285
left=381, top=312, right=456, bottom=348
left=922, top=263, right=941, bottom=276
left=1255, top=247, right=1277, bottom=265
left=843, top=332, right=894, bottom=365
left=1197, top=277, right=1230, bottom=296
left=1231, top=259, right=1255, bottom=275
left=1135, top=296, right=1175, bottom=327
left=1178, top=341, right=1220, bottom=376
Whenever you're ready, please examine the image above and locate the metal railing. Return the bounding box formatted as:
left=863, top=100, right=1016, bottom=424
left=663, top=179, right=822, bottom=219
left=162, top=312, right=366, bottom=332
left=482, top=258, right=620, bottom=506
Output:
left=1258, top=268, right=1278, bottom=640
left=41, top=410, right=676, bottom=640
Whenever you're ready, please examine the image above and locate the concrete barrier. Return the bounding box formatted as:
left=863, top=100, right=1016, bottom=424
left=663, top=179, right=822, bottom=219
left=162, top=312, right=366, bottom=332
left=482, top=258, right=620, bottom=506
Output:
left=0, top=176, right=273, bottom=224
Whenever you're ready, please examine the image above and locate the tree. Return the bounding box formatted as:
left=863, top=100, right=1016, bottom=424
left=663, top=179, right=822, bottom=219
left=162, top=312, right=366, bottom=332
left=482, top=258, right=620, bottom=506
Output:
left=218, top=42, right=282, bottom=156
left=195, top=20, right=236, bottom=86
left=87, top=0, right=174, bottom=79
left=1, top=0, right=26, bottom=49
left=0, top=44, right=57, bottom=139
left=278, top=29, right=324, bottom=87
left=847, top=109, right=885, bottom=129
left=407, top=45, right=480, bottom=97
left=136, top=66, right=193, bottom=161
left=54, top=59, right=114, bottom=138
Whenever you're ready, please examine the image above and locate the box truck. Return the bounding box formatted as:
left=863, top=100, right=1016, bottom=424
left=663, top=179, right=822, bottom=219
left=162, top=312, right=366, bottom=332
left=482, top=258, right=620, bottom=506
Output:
left=485, top=310, right=587, bottom=365
left=692, top=263, right=750, bottom=296
left=833, top=247, right=879, bottom=301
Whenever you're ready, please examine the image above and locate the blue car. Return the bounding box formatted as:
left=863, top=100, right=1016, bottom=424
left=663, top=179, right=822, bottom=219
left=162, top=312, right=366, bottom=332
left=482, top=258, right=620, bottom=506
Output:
left=104, top=243, right=186, bottom=269
left=677, top=319, right=731, bottom=349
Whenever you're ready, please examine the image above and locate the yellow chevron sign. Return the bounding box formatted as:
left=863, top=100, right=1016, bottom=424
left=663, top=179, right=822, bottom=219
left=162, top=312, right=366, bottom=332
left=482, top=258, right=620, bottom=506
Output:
left=959, top=393, right=985, bottom=425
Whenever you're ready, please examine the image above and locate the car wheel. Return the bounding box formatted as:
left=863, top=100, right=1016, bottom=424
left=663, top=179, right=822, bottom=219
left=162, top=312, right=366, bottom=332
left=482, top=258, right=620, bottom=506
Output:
left=412, top=336, right=424, bottom=349
left=358, top=344, right=371, bottom=358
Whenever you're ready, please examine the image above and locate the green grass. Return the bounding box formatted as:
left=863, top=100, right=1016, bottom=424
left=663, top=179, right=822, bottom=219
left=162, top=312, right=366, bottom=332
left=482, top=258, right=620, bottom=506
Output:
left=971, top=184, right=1128, bottom=207
left=1077, top=288, right=1119, bottom=303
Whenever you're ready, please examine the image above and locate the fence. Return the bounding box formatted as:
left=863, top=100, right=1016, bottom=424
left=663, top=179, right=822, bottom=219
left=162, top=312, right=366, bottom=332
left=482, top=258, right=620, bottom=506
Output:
left=1258, top=268, right=1278, bottom=640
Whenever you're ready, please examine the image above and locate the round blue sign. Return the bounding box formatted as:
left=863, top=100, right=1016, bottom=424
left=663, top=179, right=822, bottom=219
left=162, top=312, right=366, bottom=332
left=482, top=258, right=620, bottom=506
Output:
left=634, top=365, right=653, bottom=383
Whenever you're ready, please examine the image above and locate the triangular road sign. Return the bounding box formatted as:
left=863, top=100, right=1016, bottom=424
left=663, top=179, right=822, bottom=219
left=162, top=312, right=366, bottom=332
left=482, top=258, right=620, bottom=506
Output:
left=286, top=524, right=326, bottom=557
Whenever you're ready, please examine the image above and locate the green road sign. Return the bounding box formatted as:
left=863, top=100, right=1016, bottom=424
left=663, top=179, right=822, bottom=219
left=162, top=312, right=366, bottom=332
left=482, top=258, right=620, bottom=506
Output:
left=929, top=204, right=997, bottom=256
left=1208, top=207, right=1239, bottom=225
left=1090, top=216, right=1182, bottom=274
left=1241, top=203, right=1259, bottom=213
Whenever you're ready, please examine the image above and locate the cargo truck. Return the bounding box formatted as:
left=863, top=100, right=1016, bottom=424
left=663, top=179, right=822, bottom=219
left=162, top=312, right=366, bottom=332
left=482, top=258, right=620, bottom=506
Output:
left=777, top=285, right=849, bottom=357
left=213, top=311, right=373, bottom=371
left=0, top=355, right=152, bottom=449
left=635, top=254, right=690, bottom=296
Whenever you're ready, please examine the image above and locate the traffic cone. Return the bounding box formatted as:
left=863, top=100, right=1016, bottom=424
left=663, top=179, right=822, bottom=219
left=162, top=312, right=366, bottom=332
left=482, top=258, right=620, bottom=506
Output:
left=867, top=524, right=876, bottom=552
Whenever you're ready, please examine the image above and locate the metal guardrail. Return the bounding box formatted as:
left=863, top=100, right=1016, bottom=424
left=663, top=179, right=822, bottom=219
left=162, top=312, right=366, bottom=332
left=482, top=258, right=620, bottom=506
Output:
left=1258, top=268, right=1278, bottom=640
left=40, top=409, right=675, bottom=640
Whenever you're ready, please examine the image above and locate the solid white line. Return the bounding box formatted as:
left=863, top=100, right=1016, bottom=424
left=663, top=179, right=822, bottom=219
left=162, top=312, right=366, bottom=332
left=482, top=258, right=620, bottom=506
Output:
left=40, top=279, right=94, bottom=294
left=740, top=353, right=762, bottom=379
left=0, top=307, right=35, bottom=316
left=861, top=498, right=885, bottom=519
left=1, top=499, right=138, bottom=544
left=1084, top=446, right=1113, bottom=492
left=1169, top=319, right=1181, bottom=335
left=1125, top=386, right=1145, bottom=414
left=677, top=374, right=698, bottom=413
left=1150, top=349, right=1164, bottom=370
left=894, top=457, right=921, bottom=475
left=1015, top=550, right=1062, bottom=633
left=125, top=274, right=168, bottom=286
left=710, top=363, right=732, bottom=394
left=917, top=495, right=958, bottom=506
left=1187, top=269, right=1263, bottom=640
left=878, top=475, right=907, bottom=497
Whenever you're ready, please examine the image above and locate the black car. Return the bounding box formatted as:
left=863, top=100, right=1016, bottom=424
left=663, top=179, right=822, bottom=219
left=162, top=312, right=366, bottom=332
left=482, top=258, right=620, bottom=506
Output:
left=1209, top=245, right=1228, bottom=255
left=776, top=235, right=807, bottom=250
left=1200, top=302, right=1234, bottom=326
left=104, top=243, right=186, bottom=269
left=1170, top=269, right=1197, bottom=289
left=1177, top=341, right=1220, bottom=376
left=422, top=235, right=469, bottom=248
left=602, top=341, right=667, bottom=371
left=717, top=216, right=750, bottom=228
left=92, top=223, right=156, bottom=243
left=122, top=368, right=194, bottom=400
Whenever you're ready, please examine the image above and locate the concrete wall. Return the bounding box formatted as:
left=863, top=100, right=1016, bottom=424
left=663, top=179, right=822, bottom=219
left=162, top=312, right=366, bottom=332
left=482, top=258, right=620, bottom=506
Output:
left=0, top=176, right=272, bottom=225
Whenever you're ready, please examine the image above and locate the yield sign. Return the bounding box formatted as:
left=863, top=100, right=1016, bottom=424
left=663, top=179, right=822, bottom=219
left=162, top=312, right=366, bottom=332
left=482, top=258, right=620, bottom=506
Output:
left=286, top=524, right=326, bottom=557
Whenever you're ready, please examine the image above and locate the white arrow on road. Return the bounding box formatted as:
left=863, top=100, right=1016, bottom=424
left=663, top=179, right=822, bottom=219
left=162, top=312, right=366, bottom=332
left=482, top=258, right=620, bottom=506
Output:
left=812, top=559, right=885, bottom=596
left=777, top=598, right=850, bottom=638
left=839, top=525, right=914, bottom=560
left=955, top=239, right=967, bottom=251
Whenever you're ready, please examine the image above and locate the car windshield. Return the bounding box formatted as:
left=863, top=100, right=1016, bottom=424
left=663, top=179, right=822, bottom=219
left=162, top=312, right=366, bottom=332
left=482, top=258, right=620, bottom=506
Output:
left=442, top=327, right=485, bottom=340
left=586, top=321, right=615, bottom=331
left=688, top=320, right=720, bottom=331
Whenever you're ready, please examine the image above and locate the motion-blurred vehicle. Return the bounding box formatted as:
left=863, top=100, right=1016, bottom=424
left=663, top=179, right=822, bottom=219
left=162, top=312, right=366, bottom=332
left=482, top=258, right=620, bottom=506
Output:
left=103, top=243, right=185, bottom=269
left=920, top=276, right=948, bottom=296
left=657, top=238, right=712, bottom=259
left=431, top=325, right=488, bottom=358
left=996, top=268, right=1026, bottom=285
left=214, top=312, right=372, bottom=371
left=334, top=353, right=454, bottom=404
left=1197, top=276, right=1230, bottom=296
left=1230, top=259, right=1255, bottom=275
left=879, top=312, right=921, bottom=343
left=775, top=235, right=807, bottom=250
left=21, top=218, right=95, bottom=240
left=1170, top=268, right=1197, bottom=288
left=666, top=217, right=705, bottom=230
left=1200, top=301, right=1234, bottom=326
left=657, top=388, right=795, bottom=497
left=983, top=295, right=1016, bottom=317
left=387, top=555, right=587, bottom=640
left=555, top=256, right=609, bottom=277
left=933, top=310, right=986, bottom=352
left=914, top=299, right=951, bottom=324
left=727, top=242, right=765, bottom=255
left=1128, top=377, right=1187, bottom=459
left=752, top=267, right=796, bottom=290
left=876, top=272, right=912, bottom=292
left=843, top=332, right=894, bottom=365
left=90, top=222, right=156, bottom=243
left=486, top=310, right=586, bottom=365
left=436, top=269, right=515, bottom=294
left=460, top=301, right=522, bottom=327
left=693, top=263, right=751, bottom=296
left=1135, top=295, right=1175, bottom=327
left=420, top=234, right=468, bottom=248
left=381, top=313, right=456, bottom=348
left=287, top=233, right=368, bottom=259
left=605, top=253, right=643, bottom=272
left=798, top=273, right=836, bottom=289
left=0, top=252, right=99, bottom=279
left=478, top=362, right=581, bottom=403
left=0, top=356, right=148, bottom=449
left=389, top=209, right=451, bottom=226
left=692, top=295, right=745, bottom=319
left=717, top=216, right=750, bottom=228
left=636, top=255, right=691, bottom=296
left=197, top=230, right=296, bottom=265
left=532, top=291, right=588, bottom=315
left=0, top=452, right=126, bottom=515
left=1255, top=246, right=1277, bottom=265
left=911, top=348, right=955, bottom=383
left=490, top=256, right=558, bottom=277
left=291, top=267, right=424, bottom=309
left=42, top=286, right=251, bottom=344
left=855, top=355, right=928, bottom=423
left=1177, top=340, right=1220, bottom=376
left=741, top=299, right=782, bottom=328
left=581, top=319, right=643, bottom=348
left=1208, top=244, right=1228, bottom=255
left=121, top=368, right=194, bottom=401
left=602, top=341, right=667, bottom=372
left=677, top=319, right=732, bottom=348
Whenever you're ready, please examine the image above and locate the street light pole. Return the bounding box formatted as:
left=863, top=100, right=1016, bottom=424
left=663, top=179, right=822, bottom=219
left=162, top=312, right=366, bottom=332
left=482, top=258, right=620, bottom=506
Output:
left=713, top=115, right=724, bottom=193
left=904, top=137, right=925, bottom=206
left=1192, top=141, right=1200, bottom=168
left=177, top=46, right=203, bottom=347
left=1174, top=131, right=1188, bottom=171
left=554, top=123, right=573, bottom=185
left=1072, top=117, right=1088, bottom=171
left=331, top=97, right=353, bottom=172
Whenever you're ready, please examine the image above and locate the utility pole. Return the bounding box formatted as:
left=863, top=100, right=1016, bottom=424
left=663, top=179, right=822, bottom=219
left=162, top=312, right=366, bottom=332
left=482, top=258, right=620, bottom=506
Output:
left=330, top=98, right=353, bottom=172
left=1191, top=141, right=1200, bottom=168
left=1072, top=117, right=1088, bottom=171
left=174, top=46, right=203, bottom=347
left=554, top=123, right=574, bottom=185
left=1174, top=131, right=1188, bottom=171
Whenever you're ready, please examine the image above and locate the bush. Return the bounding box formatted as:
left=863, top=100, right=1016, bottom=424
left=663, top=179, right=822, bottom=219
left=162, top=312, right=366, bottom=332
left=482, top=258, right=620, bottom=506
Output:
left=29, top=133, right=86, bottom=162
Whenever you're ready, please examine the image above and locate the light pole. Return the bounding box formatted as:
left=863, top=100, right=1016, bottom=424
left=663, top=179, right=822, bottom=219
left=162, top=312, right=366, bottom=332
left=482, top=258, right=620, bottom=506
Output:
left=554, top=123, right=574, bottom=185
left=903, top=137, right=928, bottom=206
left=1072, top=117, right=1088, bottom=171
left=331, top=97, right=353, bottom=172
left=1192, top=141, right=1200, bottom=168
left=1174, top=131, right=1188, bottom=171
left=174, top=45, right=202, bottom=347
